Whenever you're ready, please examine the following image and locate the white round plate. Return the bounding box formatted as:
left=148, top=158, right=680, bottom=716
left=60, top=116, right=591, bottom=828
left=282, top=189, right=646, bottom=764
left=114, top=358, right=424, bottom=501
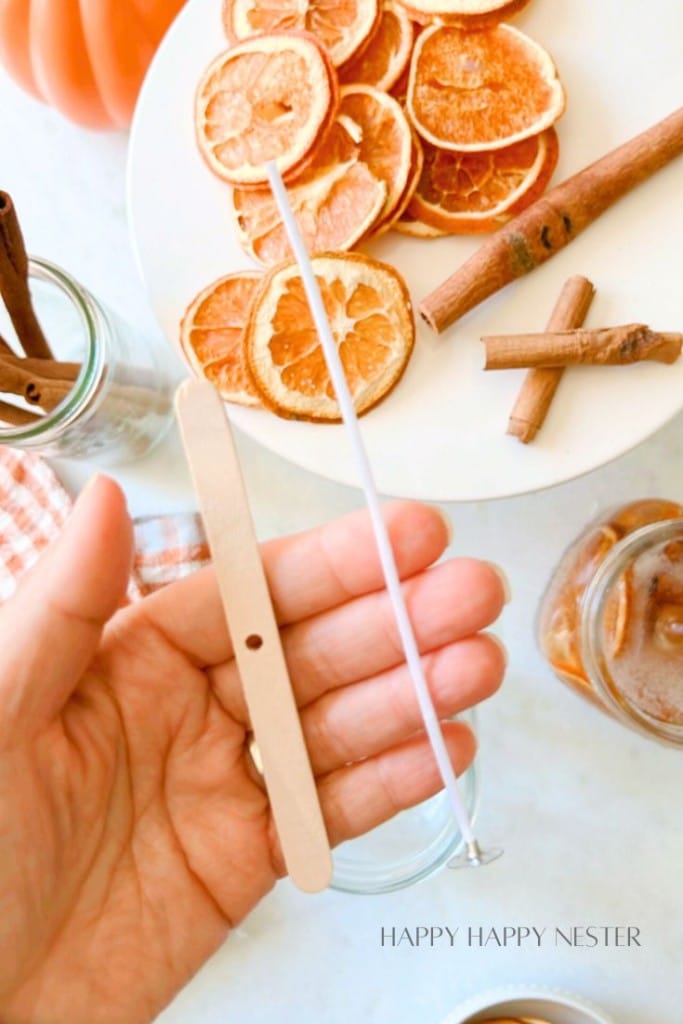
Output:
left=128, top=0, right=683, bottom=501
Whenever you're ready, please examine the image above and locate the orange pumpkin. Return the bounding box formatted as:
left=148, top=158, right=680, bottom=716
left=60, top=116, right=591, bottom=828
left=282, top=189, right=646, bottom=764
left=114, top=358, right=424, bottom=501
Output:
left=0, top=0, right=186, bottom=129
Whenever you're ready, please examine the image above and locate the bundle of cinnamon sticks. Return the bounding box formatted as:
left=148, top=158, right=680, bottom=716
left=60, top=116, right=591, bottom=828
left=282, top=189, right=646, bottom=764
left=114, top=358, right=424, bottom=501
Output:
left=0, top=191, right=80, bottom=427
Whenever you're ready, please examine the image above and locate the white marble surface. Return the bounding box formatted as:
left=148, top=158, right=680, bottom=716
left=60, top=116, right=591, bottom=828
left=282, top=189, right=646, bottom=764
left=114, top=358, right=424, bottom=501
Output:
left=1, top=60, right=682, bottom=1024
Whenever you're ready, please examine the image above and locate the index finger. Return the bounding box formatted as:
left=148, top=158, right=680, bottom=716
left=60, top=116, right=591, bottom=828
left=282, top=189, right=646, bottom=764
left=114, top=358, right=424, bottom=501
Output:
left=134, top=501, right=451, bottom=666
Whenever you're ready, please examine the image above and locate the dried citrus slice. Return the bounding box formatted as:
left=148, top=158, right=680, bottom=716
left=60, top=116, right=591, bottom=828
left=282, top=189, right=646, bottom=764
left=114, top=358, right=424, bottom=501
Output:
left=407, top=127, right=559, bottom=233
left=232, top=115, right=387, bottom=265
left=223, top=0, right=379, bottom=67
left=337, top=84, right=413, bottom=227
left=233, top=85, right=413, bottom=262
left=603, top=568, right=632, bottom=660
left=196, top=32, right=338, bottom=186
left=394, top=210, right=446, bottom=236
left=395, top=0, right=532, bottom=28
left=245, top=252, right=415, bottom=421
left=372, top=125, right=424, bottom=234
left=407, top=23, right=565, bottom=152
left=180, top=272, right=262, bottom=406
left=339, top=2, right=413, bottom=92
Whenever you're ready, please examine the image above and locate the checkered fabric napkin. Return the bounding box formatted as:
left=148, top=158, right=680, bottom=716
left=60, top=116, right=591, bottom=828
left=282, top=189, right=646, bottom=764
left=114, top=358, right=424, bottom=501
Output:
left=0, top=446, right=210, bottom=604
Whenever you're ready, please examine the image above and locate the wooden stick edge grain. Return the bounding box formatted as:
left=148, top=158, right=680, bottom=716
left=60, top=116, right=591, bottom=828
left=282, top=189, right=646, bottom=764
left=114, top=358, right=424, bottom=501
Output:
left=507, top=275, right=595, bottom=443
left=175, top=379, right=332, bottom=894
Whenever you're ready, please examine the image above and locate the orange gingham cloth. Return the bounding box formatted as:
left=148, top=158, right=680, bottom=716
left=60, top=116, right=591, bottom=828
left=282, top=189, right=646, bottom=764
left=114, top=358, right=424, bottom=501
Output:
left=0, top=447, right=210, bottom=603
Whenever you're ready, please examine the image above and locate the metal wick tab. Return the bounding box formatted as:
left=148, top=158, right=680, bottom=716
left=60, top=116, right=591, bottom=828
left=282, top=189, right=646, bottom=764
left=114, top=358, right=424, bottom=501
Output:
left=448, top=839, right=504, bottom=870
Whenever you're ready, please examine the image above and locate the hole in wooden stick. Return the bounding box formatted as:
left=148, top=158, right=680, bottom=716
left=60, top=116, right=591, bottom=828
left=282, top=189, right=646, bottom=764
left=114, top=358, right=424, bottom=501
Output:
left=245, top=634, right=263, bottom=650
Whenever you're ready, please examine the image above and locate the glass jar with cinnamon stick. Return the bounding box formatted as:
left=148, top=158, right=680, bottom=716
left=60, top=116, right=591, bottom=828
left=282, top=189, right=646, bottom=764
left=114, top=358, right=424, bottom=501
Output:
left=538, top=500, right=683, bottom=747
left=0, top=258, right=173, bottom=463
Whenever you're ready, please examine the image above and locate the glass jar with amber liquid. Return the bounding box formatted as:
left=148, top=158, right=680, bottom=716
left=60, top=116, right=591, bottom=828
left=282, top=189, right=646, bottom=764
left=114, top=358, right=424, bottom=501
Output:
left=538, top=500, right=683, bottom=747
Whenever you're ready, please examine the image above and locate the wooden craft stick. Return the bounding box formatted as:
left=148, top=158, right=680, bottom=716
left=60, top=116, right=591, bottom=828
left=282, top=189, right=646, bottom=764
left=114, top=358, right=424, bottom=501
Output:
left=420, top=106, right=683, bottom=333
left=507, top=276, right=595, bottom=442
left=484, top=324, right=683, bottom=370
left=0, top=191, right=53, bottom=358
left=176, top=378, right=332, bottom=894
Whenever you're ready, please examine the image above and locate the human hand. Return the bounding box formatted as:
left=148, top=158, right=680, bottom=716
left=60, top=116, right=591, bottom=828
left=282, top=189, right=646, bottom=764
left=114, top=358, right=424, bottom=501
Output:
left=0, top=476, right=507, bottom=1023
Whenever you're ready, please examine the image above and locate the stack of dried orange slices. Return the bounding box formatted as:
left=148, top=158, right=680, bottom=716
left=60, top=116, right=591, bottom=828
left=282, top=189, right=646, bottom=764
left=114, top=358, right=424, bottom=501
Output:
left=183, top=0, right=566, bottom=421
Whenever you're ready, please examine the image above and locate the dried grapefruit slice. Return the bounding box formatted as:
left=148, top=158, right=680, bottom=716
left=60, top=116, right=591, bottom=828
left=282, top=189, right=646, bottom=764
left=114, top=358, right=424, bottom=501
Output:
left=223, top=0, right=379, bottom=67
left=407, top=23, right=565, bottom=152
left=395, top=0, right=532, bottom=28
left=245, top=252, right=415, bottom=421
left=339, top=2, right=413, bottom=92
left=232, top=115, right=387, bottom=265
left=196, top=32, right=338, bottom=186
left=180, top=272, right=262, bottom=406
left=407, top=127, right=559, bottom=233
left=338, top=84, right=413, bottom=227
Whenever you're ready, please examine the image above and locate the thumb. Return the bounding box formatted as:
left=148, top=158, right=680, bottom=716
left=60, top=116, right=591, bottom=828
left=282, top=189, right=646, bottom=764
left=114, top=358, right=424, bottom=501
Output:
left=0, top=474, right=134, bottom=737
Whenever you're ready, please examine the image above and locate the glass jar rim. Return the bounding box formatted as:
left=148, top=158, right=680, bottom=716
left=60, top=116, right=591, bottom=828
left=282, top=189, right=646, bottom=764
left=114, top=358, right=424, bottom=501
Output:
left=0, top=257, right=105, bottom=443
left=330, top=709, right=479, bottom=894
left=581, top=517, right=683, bottom=746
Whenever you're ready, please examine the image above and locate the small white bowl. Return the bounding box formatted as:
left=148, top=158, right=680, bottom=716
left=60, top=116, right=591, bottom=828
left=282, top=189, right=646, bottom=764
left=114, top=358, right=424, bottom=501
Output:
left=439, top=985, right=616, bottom=1024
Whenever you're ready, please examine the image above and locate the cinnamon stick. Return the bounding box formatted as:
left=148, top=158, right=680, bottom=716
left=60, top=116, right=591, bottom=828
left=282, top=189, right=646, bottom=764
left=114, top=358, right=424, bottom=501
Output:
left=484, top=324, right=683, bottom=370
left=0, top=352, right=80, bottom=381
left=0, top=400, right=42, bottom=428
left=23, top=379, right=72, bottom=411
left=507, top=275, right=595, bottom=442
left=0, top=333, right=15, bottom=356
left=0, top=358, right=73, bottom=411
left=0, top=191, right=53, bottom=358
left=420, top=106, right=683, bottom=334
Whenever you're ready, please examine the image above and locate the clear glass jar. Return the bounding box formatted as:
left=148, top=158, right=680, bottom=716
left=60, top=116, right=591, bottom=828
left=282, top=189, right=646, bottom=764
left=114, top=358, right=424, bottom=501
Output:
left=331, top=711, right=478, bottom=894
left=0, top=258, right=174, bottom=464
left=538, top=500, right=683, bottom=747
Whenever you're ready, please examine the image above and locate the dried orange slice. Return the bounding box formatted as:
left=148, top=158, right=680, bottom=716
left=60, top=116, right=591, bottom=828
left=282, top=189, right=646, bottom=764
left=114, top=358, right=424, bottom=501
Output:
left=395, top=0, right=532, bottom=28
left=372, top=125, right=424, bottom=234
left=337, top=84, right=413, bottom=227
left=180, top=272, right=262, bottom=406
left=196, top=32, right=338, bottom=186
left=394, top=210, right=446, bottom=236
left=603, top=568, right=632, bottom=660
left=339, top=2, right=413, bottom=92
left=390, top=52, right=414, bottom=104
left=407, top=24, right=565, bottom=152
left=407, top=127, right=559, bottom=233
left=232, top=115, right=387, bottom=265
left=233, top=85, right=414, bottom=262
left=223, top=0, right=379, bottom=67
left=245, top=252, right=415, bottom=421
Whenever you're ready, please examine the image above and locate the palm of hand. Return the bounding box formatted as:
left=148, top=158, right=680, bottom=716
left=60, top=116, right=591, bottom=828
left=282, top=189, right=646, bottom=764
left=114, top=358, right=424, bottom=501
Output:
left=4, top=617, right=281, bottom=1024
left=0, top=480, right=505, bottom=1024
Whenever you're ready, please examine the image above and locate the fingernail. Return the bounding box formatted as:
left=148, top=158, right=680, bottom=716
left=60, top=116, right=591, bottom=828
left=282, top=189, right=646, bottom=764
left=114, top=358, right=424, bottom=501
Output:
left=487, top=632, right=509, bottom=668
left=435, top=506, right=453, bottom=546
left=70, top=474, right=104, bottom=519
left=77, top=473, right=104, bottom=501
left=484, top=561, right=512, bottom=604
